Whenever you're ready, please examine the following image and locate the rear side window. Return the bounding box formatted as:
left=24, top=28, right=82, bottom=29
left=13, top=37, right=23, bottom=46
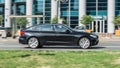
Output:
left=26, top=26, right=40, bottom=31
left=40, top=25, right=53, bottom=31
left=26, top=25, right=53, bottom=32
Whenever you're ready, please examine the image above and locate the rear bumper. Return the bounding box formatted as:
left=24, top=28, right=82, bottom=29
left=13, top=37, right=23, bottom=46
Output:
left=19, top=37, right=28, bottom=44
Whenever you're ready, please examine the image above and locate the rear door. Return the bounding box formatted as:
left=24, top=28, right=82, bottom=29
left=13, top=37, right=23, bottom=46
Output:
left=38, top=24, right=56, bottom=43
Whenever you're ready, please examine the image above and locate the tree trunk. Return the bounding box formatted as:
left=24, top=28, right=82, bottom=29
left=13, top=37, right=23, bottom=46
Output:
left=118, top=26, right=120, bottom=30
left=12, top=22, right=15, bottom=38
left=0, top=22, right=1, bottom=27
left=86, top=25, right=89, bottom=30
left=20, top=26, right=22, bottom=30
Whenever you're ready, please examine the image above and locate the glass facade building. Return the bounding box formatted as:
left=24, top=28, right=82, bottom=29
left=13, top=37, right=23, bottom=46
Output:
left=115, top=0, right=120, bottom=16
left=86, top=0, right=108, bottom=33
left=60, top=0, right=79, bottom=27
left=0, top=0, right=4, bottom=3
left=86, top=0, right=107, bottom=16
left=0, top=0, right=119, bottom=33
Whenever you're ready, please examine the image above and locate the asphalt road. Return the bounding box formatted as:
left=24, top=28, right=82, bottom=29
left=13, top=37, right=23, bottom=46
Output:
left=0, top=40, right=120, bottom=50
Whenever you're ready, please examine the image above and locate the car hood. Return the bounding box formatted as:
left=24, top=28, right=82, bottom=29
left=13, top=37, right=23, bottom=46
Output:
left=72, top=30, right=90, bottom=35
left=72, top=30, right=98, bottom=38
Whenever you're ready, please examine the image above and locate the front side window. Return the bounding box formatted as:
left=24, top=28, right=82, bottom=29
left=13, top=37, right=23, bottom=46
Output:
left=54, top=25, right=68, bottom=32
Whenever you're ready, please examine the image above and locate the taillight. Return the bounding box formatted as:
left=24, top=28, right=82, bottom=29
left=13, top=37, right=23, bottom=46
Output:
left=20, top=30, right=25, bottom=36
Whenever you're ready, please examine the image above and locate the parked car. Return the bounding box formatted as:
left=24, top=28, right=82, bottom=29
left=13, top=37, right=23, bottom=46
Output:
left=0, top=27, right=12, bottom=37
left=74, top=26, right=86, bottom=32
left=19, top=24, right=99, bottom=49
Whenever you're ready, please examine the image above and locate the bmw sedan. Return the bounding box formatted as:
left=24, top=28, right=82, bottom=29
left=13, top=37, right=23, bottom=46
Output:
left=19, top=24, right=99, bottom=49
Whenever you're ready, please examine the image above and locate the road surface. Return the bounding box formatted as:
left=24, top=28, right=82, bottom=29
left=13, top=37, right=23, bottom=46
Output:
left=0, top=39, right=120, bottom=50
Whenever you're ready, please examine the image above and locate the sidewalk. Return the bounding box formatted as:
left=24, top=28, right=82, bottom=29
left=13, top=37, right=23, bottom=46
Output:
left=0, top=37, right=18, bottom=42
left=99, top=35, right=120, bottom=42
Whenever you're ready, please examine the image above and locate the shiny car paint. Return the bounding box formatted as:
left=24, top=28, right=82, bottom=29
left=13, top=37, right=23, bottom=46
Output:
left=19, top=24, right=99, bottom=48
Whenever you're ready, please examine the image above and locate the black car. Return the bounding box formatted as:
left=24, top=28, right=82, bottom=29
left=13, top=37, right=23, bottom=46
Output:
left=19, top=24, right=99, bottom=49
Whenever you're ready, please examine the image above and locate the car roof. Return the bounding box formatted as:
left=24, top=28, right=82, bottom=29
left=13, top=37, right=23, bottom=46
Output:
left=33, top=23, right=64, bottom=26
left=41, top=23, right=62, bottom=25
left=26, top=23, right=64, bottom=28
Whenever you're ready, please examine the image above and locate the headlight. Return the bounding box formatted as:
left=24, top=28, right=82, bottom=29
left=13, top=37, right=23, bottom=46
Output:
left=90, top=34, right=97, bottom=38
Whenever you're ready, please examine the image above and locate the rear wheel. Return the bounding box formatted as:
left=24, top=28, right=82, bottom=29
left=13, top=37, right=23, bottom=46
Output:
left=79, top=37, right=91, bottom=49
left=28, top=37, right=42, bottom=48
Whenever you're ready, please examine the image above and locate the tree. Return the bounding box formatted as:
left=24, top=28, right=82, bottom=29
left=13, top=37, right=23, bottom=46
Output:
left=51, top=16, right=58, bottom=23
left=113, top=15, right=120, bottom=29
left=16, top=18, right=29, bottom=29
left=0, top=16, right=3, bottom=26
left=61, top=18, right=67, bottom=24
left=80, top=15, right=94, bottom=29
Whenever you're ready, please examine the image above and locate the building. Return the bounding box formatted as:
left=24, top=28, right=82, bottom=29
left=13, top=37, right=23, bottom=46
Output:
left=0, top=0, right=119, bottom=33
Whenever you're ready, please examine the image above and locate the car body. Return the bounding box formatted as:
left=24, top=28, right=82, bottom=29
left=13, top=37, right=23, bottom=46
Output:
left=74, top=26, right=86, bottom=32
left=19, top=24, right=99, bottom=49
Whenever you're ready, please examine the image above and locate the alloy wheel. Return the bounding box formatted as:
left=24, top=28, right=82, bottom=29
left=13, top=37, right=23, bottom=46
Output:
left=28, top=37, right=39, bottom=48
left=79, top=37, right=90, bottom=49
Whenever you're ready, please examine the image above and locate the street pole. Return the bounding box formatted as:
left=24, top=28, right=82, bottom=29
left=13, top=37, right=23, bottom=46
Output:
left=12, top=3, right=17, bottom=38
left=58, top=0, right=61, bottom=23
left=58, top=0, right=69, bottom=24
left=67, top=7, right=69, bottom=26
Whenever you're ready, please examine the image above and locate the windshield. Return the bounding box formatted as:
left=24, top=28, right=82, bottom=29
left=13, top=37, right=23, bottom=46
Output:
left=63, top=25, right=74, bottom=31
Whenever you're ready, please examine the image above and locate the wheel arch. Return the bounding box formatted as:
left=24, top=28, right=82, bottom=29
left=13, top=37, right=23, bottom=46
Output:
left=77, top=36, right=92, bottom=46
left=27, top=36, right=43, bottom=48
left=27, top=36, right=40, bottom=44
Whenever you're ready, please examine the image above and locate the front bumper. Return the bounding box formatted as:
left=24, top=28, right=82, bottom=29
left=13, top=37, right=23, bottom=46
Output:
left=93, top=39, right=99, bottom=45
left=90, top=37, right=99, bottom=46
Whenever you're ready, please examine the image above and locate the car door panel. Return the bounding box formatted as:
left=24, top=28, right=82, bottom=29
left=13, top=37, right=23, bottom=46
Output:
left=39, top=31, right=56, bottom=43
left=53, top=25, right=76, bottom=44
left=32, top=24, right=56, bottom=43
left=55, top=32, right=75, bottom=43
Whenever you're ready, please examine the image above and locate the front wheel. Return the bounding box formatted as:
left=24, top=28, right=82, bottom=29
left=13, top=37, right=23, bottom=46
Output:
left=79, top=37, right=91, bottom=49
left=28, top=37, right=42, bottom=49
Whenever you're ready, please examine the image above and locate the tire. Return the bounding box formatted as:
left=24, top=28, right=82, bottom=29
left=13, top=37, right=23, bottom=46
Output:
left=78, top=37, right=91, bottom=49
left=28, top=37, right=42, bottom=48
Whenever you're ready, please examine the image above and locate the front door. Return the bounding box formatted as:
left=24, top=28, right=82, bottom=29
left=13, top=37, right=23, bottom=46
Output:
left=53, top=24, right=75, bottom=44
